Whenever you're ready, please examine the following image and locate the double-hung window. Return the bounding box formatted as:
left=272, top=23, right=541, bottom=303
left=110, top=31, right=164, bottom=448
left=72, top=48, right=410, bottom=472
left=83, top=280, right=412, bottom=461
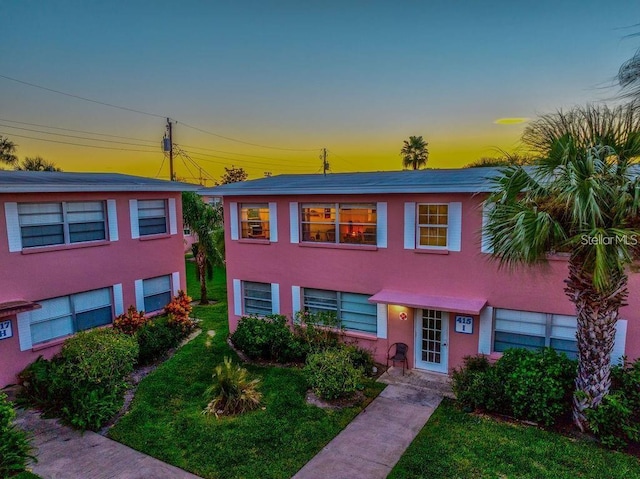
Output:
left=300, top=203, right=377, bottom=245
left=18, top=201, right=106, bottom=248
left=29, top=288, right=113, bottom=345
left=137, top=200, right=167, bottom=236
left=142, top=275, right=172, bottom=312
left=243, top=281, right=273, bottom=315
left=240, top=204, right=270, bottom=239
left=417, top=204, right=448, bottom=249
left=303, top=288, right=377, bottom=334
left=493, top=308, right=577, bottom=358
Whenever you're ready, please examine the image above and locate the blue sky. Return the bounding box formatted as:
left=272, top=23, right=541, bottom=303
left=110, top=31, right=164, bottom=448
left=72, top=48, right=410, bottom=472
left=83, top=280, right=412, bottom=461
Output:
left=1, top=1, right=639, bottom=181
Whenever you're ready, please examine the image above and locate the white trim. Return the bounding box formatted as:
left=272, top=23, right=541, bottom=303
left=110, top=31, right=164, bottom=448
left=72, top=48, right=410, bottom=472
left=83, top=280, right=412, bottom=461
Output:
left=481, top=201, right=494, bottom=254
left=376, top=202, right=387, bottom=248
left=233, top=279, right=242, bottom=316
left=414, top=309, right=449, bottom=373
left=17, top=311, right=32, bottom=351
left=129, top=199, right=139, bottom=239
left=269, top=202, right=278, bottom=242
left=376, top=303, right=388, bottom=339
left=271, top=283, right=280, bottom=314
left=106, top=199, right=119, bottom=242
left=447, top=202, right=462, bottom=252
left=403, top=202, right=416, bottom=249
left=478, top=306, right=493, bottom=354
left=612, top=319, right=628, bottom=365
left=134, top=279, right=145, bottom=311
left=291, top=286, right=301, bottom=316
left=4, top=202, right=22, bottom=252
left=171, top=271, right=180, bottom=295
left=230, top=202, right=239, bottom=240
left=168, top=198, right=178, bottom=235
left=290, top=202, right=299, bottom=243
left=113, top=283, right=124, bottom=316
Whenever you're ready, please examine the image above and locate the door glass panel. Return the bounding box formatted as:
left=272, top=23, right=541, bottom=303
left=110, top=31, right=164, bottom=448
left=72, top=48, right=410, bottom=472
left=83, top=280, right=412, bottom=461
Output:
left=422, top=309, right=442, bottom=364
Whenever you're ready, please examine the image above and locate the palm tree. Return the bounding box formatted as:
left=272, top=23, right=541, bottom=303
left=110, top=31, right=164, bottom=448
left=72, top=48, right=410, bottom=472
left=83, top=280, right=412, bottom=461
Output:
left=619, top=47, right=640, bottom=99
left=14, top=156, right=62, bottom=171
left=483, top=102, right=640, bottom=431
left=0, top=136, right=17, bottom=166
left=400, top=135, right=429, bottom=170
left=182, top=192, right=224, bottom=304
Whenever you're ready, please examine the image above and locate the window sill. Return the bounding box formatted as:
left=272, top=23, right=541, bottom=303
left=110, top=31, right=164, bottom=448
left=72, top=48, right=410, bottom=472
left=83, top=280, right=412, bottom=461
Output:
left=238, top=238, right=271, bottom=245
left=487, top=351, right=503, bottom=362
left=299, top=242, right=378, bottom=251
left=21, top=240, right=111, bottom=255
left=413, top=248, right=449, bottom=255
left=31, top=335, right=71, bottom=351
left=343, top=330, right=378, bottom=341
left=139, top=233, right=172, bottom=241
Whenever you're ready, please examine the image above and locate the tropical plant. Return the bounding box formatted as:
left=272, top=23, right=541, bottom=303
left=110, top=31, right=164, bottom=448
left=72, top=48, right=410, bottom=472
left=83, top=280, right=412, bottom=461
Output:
left=464, top=152, right=533, bottom=168
left=0, top=392, right=35, bottom=477
left=113, top=305, right=148, bottom=335
left=202, top=357, right=262, bottom=418
left=400, top=135, right=429, bottom=170
left=619, top=44, right=640, bottom=99
left=483, top=102, right=640, bottom=430
left=304, top=348, right=363, bottom=400
left=0, top=136, right=18, bottom=166
left=182, top=192, right=224, bottom=304
left=14, top=156, right=62, bottom=171
left=164, top=290, right=195, bottom=333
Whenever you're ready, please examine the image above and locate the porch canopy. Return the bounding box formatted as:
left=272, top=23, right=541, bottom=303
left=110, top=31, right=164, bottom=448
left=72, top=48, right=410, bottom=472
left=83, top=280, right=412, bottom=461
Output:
left=369, top=289, right=487, bottom=316
left=0, top=300, right=41, bottom=318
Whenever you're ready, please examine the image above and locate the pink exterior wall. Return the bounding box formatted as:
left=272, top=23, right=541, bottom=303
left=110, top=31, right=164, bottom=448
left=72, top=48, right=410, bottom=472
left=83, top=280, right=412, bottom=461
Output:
left=0, top=191, right=187, bottom=387
left=223, top=193, right=640, bottom=374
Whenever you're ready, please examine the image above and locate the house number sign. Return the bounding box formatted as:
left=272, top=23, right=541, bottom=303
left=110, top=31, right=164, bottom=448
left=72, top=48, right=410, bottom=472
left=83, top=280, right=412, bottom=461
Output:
left=455, top=315, right=473, bottom=334
left=0, top=319, right=13, bottom=340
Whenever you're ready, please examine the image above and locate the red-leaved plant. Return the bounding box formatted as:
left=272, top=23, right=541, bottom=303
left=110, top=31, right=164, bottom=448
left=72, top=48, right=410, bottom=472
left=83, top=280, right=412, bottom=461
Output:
left=113, top=305, right=149, bottom=335
left=165, top=290, right=195, bottom=334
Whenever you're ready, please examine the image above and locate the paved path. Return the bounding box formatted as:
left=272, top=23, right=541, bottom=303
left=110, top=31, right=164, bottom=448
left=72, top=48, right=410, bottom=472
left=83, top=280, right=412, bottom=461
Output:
left=293, top=369, right=449, bottom=479
left=15, top=408, right=202, bottom=479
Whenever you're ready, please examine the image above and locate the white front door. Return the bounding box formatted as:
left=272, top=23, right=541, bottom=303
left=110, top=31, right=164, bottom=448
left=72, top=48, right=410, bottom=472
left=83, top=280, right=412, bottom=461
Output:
left=414, top=309, right=449, bottom=373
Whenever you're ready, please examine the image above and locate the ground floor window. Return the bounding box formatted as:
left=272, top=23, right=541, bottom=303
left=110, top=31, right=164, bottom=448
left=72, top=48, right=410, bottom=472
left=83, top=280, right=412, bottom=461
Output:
left=303, top=288, right=377, bottom=334
left=493, top=308, right=577, bottom=358
left=243, top=281, right=272, bottom=316
left=143, top=275, right=172, bottom=312
left=30, top=288, right=113, bottom=344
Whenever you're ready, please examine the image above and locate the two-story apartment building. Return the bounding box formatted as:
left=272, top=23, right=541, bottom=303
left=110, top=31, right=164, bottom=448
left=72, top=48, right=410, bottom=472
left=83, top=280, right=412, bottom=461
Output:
left=0, top=171, right=199, bottom=387
left=205, top=168, right=638, bottom=375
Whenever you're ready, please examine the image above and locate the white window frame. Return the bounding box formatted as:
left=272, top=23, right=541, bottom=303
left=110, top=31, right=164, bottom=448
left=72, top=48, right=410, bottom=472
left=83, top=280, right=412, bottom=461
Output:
left=137, top=199, right=168, bottom=237
left=141, top=275, right=173, bottom=312
left=242, top=281, right=273, bottom=316
left=416, top=203, right=449, bottom=250
left=302, top=288, right=377, bottom=334
left=239, top=203, right=270, bottom=239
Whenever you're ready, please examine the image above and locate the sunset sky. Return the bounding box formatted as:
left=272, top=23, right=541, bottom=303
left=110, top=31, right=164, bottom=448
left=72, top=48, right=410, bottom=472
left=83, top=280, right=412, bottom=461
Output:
left=2, top=1, right=640, bottom=183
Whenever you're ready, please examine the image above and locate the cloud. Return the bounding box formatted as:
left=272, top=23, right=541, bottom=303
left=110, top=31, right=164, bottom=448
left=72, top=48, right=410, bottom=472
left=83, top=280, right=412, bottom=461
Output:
left=493, top=117, right=529, bottom=125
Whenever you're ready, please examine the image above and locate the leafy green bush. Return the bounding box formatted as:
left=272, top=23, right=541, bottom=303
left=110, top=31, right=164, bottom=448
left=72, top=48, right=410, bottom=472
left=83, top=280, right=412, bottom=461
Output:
left=18, top=356, right=66, bottom=413
left=304, top=348, right=364, bottom=400
left=231, top=315, right=300, bottom=362
left=587, top=359, right=640, bottom=449
left=203, top=357, right=262, bottom=418
left=136, top=316, right=184, bottom=365
left=0, top=392, right=35, bottom=477
left=452, top=349, right=576, bottom=426
left=344, top=344, right=376, bottom=376
left=293, top=310, right=342, bottom=352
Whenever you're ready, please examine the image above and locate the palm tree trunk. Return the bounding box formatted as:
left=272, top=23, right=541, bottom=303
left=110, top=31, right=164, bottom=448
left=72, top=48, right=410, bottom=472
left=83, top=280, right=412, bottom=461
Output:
left=564, top=256, right=628, bottom=431
left=197, top=248, right=209, bottom=305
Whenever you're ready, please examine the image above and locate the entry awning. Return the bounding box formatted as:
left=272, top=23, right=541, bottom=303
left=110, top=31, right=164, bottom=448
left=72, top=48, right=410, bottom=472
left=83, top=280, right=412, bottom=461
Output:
left=369, top=290, right=487, bottom=316
left=0, top=300, right=41, bottom=318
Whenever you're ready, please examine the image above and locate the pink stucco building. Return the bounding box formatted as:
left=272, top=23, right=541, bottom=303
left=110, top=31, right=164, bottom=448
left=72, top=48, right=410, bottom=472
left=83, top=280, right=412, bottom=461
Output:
left=205, top=168, right=637, bottom=375
left=0, top=171, right=198, bottom=387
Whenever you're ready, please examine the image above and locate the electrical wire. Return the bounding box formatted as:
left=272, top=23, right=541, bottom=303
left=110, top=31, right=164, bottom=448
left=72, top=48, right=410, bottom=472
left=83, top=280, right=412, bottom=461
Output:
left=0, top=131, right=159, bottom=153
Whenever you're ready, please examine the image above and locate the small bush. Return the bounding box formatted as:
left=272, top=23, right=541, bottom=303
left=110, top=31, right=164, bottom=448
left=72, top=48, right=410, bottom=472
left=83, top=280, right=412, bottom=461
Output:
left=452, top=355, right=492, bottom=412
left=344, top=345, right=376, bottom=376
left=165, top=290, right=196, bottom=334
left=113, top=305, right=149, bottom=335
left=136, top=316, right=184, bottom=365
left=293, top=310, right=342, bottom=352
left=0, top=393, right=35, bottom=477
left=304, top=348, right=364, bottom=400
left=203, top=357, right=262, bottom=418
left=18, top=356, right=66, bottom=413
left=231, top=315, right=297, bottom=362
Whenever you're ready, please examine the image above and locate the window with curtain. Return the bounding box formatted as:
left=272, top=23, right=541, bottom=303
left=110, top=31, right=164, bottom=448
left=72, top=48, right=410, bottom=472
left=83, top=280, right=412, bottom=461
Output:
left=30, top=288, right=113, bottom=344
left=137, top=199, right=167, bottom=236
left=18, top=201, right=106, bottom=248
left=303, top=288, right=377, bottom=334
left=300, top=203, right=376, bottom=245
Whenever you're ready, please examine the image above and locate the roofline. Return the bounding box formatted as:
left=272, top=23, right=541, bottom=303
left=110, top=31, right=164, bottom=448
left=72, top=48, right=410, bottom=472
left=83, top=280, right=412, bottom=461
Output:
left=1, top=184, right=201, bottom=194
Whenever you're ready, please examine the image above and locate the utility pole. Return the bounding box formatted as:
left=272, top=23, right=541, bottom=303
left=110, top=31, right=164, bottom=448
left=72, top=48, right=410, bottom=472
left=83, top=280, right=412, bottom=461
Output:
left=321, top=148, right=329, bottom=176
left=166, top=118, right=174, bottom=181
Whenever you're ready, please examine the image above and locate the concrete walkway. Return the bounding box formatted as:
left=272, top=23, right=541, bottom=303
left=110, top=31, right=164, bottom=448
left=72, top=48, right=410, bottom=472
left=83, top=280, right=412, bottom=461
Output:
left=14, top=408, right=202, bottom=479
left=293, top=368, right=451, bottom=479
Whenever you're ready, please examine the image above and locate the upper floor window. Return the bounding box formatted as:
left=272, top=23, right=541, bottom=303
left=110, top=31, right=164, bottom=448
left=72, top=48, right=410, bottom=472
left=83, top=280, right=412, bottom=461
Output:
left=300, top=203, right=377, bottom=245
left=18, top=201, right=106, bottom=248
left=417, top=204, right=448, bottom=249
left=137, top=199, right=167, bottom=236
left=303, top=288, right=377, bottom=334
left=29, top=287, right=113, bottom=345
left=240, top=204, right=270, bottom=239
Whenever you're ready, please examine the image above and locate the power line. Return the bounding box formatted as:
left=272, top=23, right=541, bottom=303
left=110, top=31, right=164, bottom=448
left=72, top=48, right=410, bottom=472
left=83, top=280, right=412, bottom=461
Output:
left=326, top=149, right=362, bottom=170
left=0, top=131, right=159, bottom=153
left=176, top=142, right=318, bottom=163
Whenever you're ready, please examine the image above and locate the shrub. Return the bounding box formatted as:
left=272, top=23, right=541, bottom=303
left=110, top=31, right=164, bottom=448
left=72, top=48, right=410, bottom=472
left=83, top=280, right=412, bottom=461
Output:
left=18, top=356, right=66, bottom=413
left=203, top=357, right=262, bottom=418
left=231, top=315, right=297, bottom=362
left=344, top=344, right=376, bottom=376
left=165, top=290, right=196, bottom=334
left=293, top=310, right=342, bottom=352
left=452, top=355, right=492, bottom=412
left=136, top=316, right=184, bottom=365
left=0, top=392, right=35, bottom=477
left=113, top=305, right=148, bottom=335
left=304, top=348, right=364, bottom=400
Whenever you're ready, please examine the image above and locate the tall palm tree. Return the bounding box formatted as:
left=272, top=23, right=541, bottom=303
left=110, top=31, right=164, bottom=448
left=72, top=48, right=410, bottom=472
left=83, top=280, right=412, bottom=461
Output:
left=483, top=103, right=640, bottom=431
left=400, top=135, right=429, bottom=170
left=182, top=192, right=224, bottom=304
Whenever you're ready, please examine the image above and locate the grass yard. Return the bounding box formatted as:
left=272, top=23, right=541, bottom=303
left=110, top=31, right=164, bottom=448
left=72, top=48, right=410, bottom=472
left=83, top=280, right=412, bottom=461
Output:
left=389, top=398, right=640, bottom=479
left=185, top=259, right=226, bottom=302
left=108, top=263, right=384, bottom=479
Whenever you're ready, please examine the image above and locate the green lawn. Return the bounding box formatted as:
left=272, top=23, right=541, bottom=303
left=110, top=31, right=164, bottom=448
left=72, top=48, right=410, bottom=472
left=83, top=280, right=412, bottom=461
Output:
left=389, top=398, right=640, bottom=479
left=185, top=259, right=226, bottom=303
left=108, top=262, right=383, bottom=479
